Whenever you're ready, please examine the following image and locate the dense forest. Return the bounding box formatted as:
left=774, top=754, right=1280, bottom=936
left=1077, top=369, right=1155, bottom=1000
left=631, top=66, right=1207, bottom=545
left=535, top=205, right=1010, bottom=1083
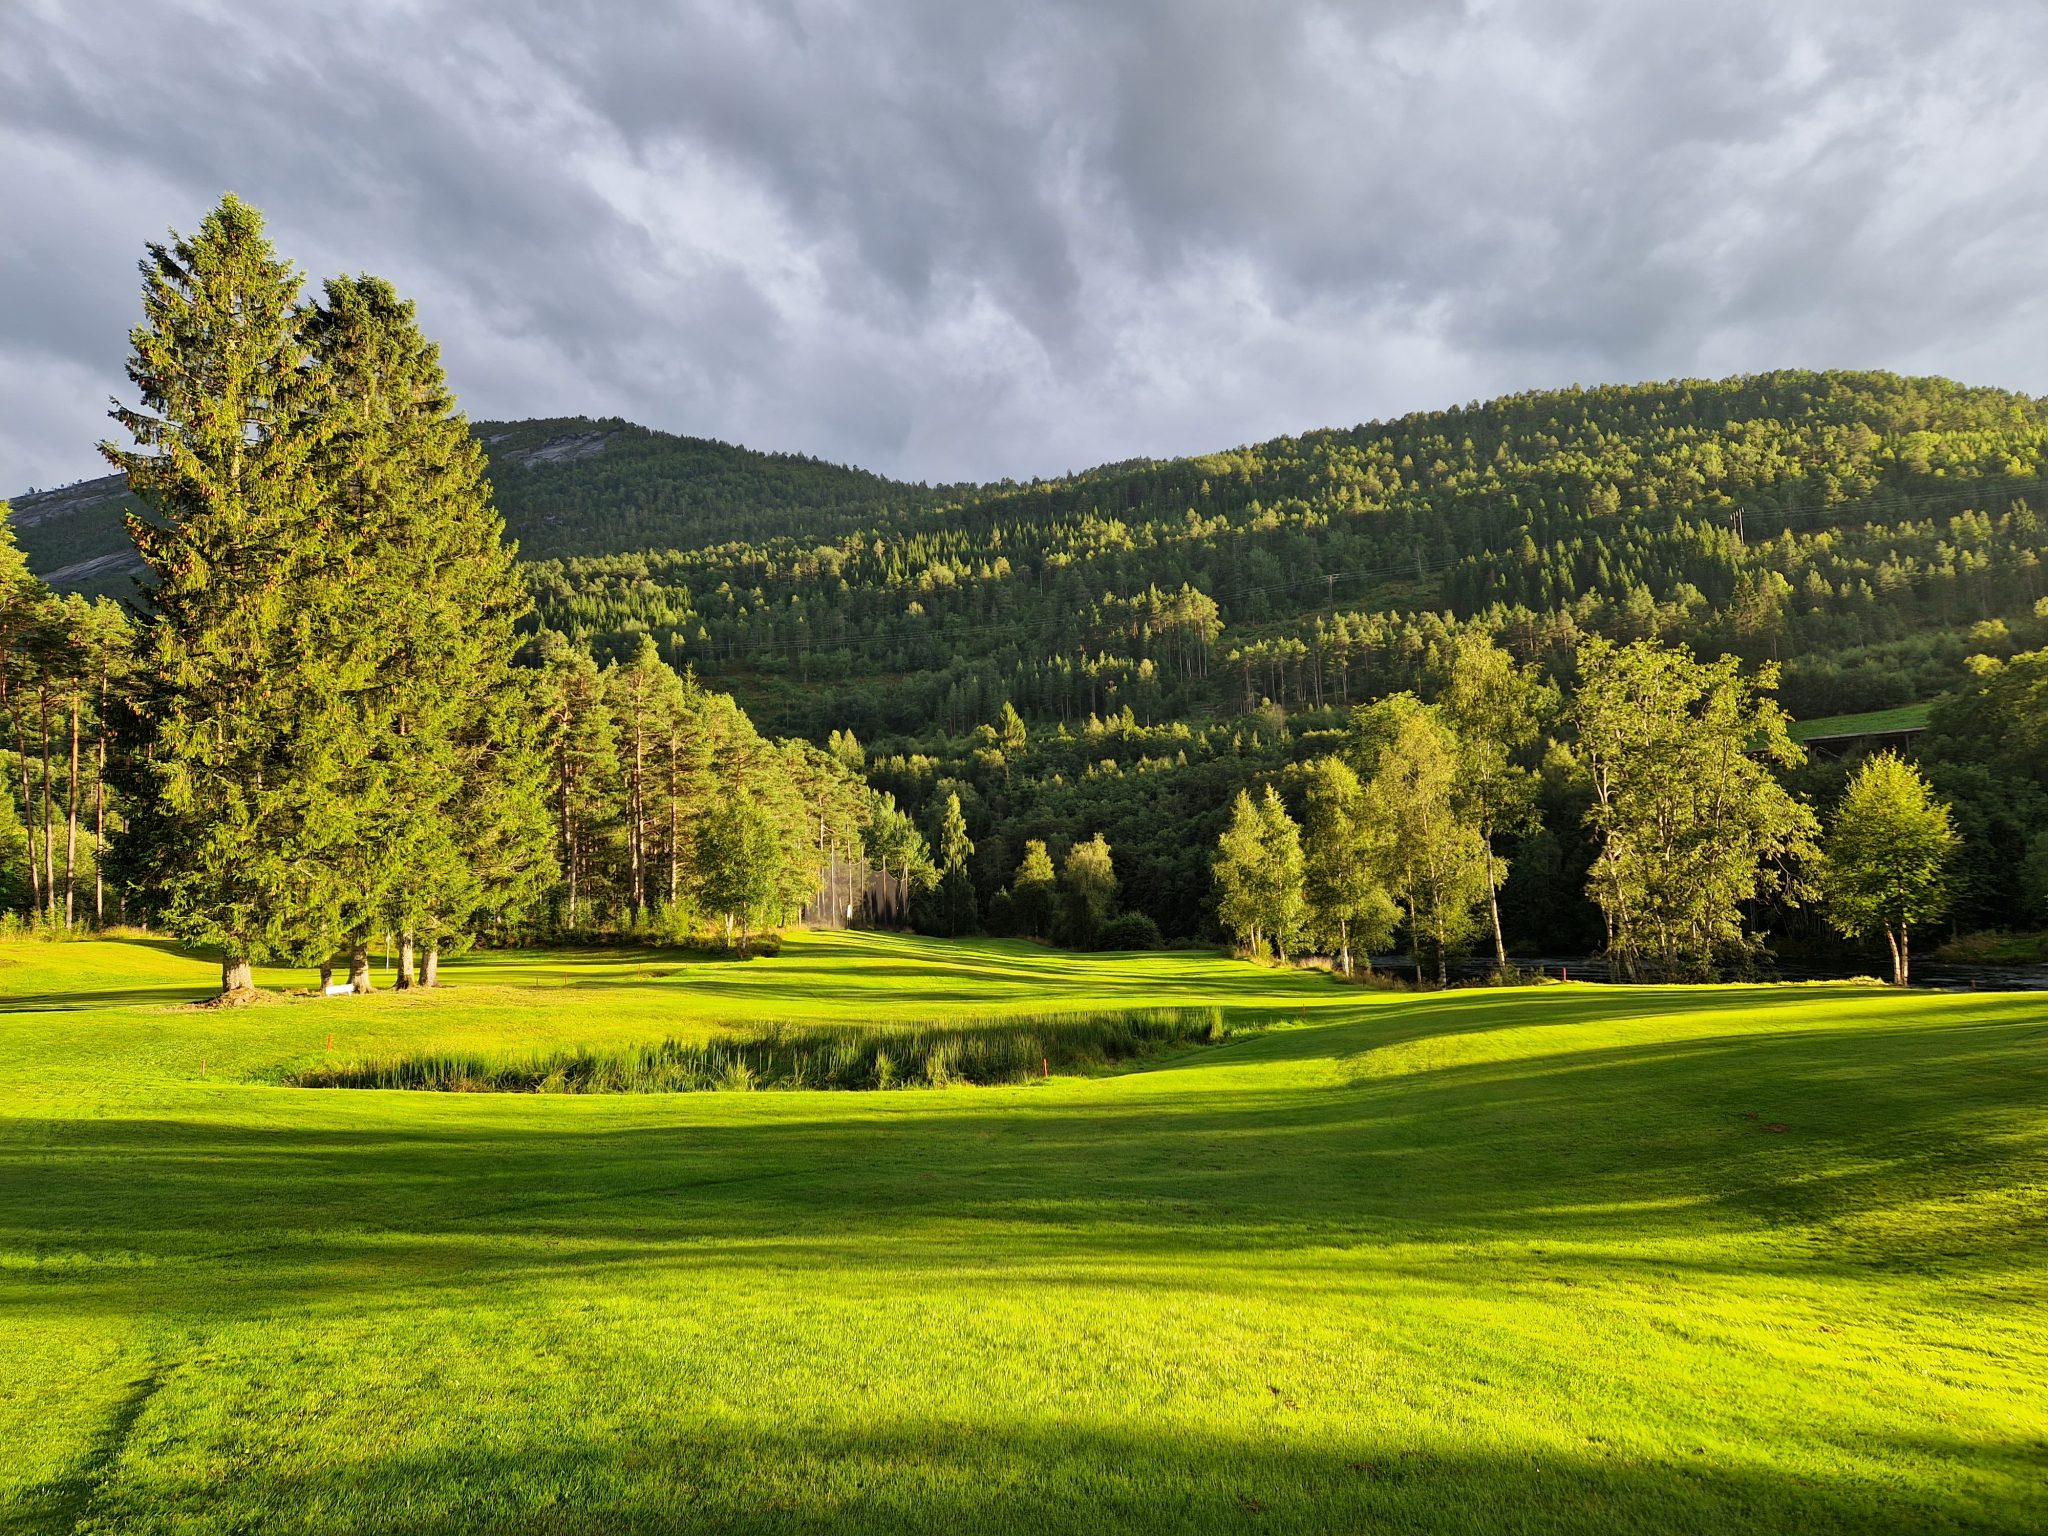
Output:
left=7, top=198, right=2047, bottom=977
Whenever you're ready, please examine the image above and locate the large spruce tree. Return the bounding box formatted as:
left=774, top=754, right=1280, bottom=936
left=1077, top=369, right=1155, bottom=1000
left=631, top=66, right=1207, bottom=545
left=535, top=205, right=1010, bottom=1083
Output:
left=102, top=196, right=360, bottom=994
left=305, top=273, right=550, bottom=985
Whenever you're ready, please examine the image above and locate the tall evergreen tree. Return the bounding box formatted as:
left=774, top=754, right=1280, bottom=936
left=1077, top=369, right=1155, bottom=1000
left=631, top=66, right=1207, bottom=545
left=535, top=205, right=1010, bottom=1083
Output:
left=931, top=792, right=976, bottom=936
left=305, top=273, right=552, bottom=986
left=101, top=195, right=359, bottom=994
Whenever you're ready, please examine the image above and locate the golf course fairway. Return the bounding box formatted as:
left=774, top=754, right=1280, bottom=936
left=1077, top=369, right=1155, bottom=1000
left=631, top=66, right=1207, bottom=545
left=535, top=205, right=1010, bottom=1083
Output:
left=2, top=931, right=2043, bottom=1533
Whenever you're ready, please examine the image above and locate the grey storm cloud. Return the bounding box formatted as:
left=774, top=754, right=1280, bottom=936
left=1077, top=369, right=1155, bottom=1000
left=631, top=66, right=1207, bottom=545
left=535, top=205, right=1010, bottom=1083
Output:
left=4, top=0, right=2047, bottom=493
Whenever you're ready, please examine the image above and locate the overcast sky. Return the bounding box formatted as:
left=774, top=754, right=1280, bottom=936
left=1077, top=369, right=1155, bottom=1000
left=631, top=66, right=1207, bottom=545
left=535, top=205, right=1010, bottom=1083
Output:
left=5, top=0, right=2047, bottom=493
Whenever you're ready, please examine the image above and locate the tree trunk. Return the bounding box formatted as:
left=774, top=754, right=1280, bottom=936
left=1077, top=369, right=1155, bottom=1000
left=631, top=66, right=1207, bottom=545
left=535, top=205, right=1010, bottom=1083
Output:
left=6, top=674, right=39, bottom=914
left=396, top=932, right=416, bottom=989
left=349, top=943, right=373, bottom=994
left=1339, top=917, right=1352, bottom=978
left=221, top=954, right=253, bottom=996
left=1899, top=928, right=1910, bottom=988
left=94, top=676, right=107, bottom=927
left=64, top=691, right=80, bottom=927
left=423, top=947, right=440, bottom=987
left=1484, top=841, right=1507, bottom=971
left=320, top=962, right=334, bottom=992
left=39, top=686, right=56, bottom=923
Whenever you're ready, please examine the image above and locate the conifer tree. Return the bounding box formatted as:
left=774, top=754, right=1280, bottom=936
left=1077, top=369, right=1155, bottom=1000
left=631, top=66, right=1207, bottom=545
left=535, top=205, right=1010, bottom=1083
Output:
left=931, top=792, right=976, bottom=936
left=538, top=634, right=621, bottom=931
left=101, top=195, right=357, bottom=994
left=0, top=505, right=57, bottom=921
left=306, top=273, right=551, bottom=985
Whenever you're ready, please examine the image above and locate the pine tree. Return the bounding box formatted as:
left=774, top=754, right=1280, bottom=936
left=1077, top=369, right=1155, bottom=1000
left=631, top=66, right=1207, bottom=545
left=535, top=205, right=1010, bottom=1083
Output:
left=932, top=792, right=976, bottom=936
left=538, top=633, right=621, bottom=932
left=101, top=195, right=359, bottom=994
left=0, top=505, right=57, bottom=921
left=305, top=273, right=553, bottom=984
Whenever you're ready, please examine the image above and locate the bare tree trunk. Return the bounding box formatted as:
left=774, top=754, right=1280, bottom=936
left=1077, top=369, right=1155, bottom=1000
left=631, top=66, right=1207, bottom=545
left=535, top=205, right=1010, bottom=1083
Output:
left=667, top=734, right=680, bottom=909
left=320, top=962, right=334, bottom=991
left=1484, top=841, right=1506, bottom=970
left=94, top=676, right=107, bottom=926
left=396, top=932, right=416, bottom=989
left=5, top=674, right=39, bottom=914
left=222, top=953, right=253, bottom=996
left=423, top=947, right=440, bottom=987
left=64, top=691, right=80, bottom=927
left=39, top=686, right=56, bottom=923
left=1899, top=927, right=1910, bottom=988
left=349, top=942, right=373, bottom=994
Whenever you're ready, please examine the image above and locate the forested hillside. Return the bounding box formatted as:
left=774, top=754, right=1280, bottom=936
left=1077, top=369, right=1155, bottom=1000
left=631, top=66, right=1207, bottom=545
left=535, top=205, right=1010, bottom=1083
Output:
left=21, top=372, right=2047, bottom=737
left=8, top=415, right=936, bottom=594
left=14, top=364, right=2048, bottom=962
left=511, top=372, right=2048, bottom=739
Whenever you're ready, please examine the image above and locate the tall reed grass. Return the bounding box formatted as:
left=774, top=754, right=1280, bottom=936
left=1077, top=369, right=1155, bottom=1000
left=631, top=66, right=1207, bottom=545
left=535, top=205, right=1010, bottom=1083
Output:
left=283, top=1007, right=1232, bottom=1093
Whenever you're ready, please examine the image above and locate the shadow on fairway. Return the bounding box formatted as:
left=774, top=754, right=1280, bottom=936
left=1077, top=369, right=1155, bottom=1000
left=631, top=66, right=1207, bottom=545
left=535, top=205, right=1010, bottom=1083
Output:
left=6, top=1003, right=2040, bottom=1319
left=48, top=1399, right=2043, bottom=1535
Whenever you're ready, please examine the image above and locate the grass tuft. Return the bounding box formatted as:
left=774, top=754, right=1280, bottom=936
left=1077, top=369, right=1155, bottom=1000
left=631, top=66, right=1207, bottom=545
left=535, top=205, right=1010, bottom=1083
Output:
left=280, top=1006, right=1233, bottom=1093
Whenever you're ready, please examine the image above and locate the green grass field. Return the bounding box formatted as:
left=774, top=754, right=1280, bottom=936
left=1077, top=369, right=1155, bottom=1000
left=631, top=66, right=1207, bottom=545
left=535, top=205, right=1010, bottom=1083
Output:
left=2, top=931, right=2044, bottom=1534
left=1788, top=702, right=1934, bottom=743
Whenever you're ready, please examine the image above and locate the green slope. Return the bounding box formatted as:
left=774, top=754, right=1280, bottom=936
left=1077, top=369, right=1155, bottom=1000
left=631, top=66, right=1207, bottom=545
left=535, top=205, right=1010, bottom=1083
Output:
left=1789, top=701, right=1934, bottom=742
left=3, top=933, right=2043, bottom=1534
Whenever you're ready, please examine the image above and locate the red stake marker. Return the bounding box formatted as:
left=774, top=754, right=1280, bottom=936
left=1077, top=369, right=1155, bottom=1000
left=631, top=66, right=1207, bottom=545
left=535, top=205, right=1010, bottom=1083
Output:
left=1042, top=1055, right=1049, bottom=1079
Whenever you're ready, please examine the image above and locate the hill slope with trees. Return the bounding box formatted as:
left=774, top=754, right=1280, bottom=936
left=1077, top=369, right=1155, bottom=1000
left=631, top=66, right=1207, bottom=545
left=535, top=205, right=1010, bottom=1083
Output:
left=13, top=272, right=2048, bottom=971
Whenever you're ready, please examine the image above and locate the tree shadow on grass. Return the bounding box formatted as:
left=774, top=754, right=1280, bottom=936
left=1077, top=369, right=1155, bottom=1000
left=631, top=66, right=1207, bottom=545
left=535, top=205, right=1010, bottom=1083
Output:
left=67, top=1401, right=2045, bottom=1535
left=5, top=1002, right=2042, bottom=1317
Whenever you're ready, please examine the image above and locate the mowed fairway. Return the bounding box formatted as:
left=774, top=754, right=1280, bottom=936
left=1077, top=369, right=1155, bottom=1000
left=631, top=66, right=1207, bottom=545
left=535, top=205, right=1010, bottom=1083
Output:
left=2, top=933, right=2044, bottom=1534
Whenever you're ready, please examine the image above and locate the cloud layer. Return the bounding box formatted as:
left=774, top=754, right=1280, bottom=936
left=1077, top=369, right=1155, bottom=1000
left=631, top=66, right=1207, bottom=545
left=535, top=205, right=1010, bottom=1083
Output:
left=5, top=0, right=2047, bottom=492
